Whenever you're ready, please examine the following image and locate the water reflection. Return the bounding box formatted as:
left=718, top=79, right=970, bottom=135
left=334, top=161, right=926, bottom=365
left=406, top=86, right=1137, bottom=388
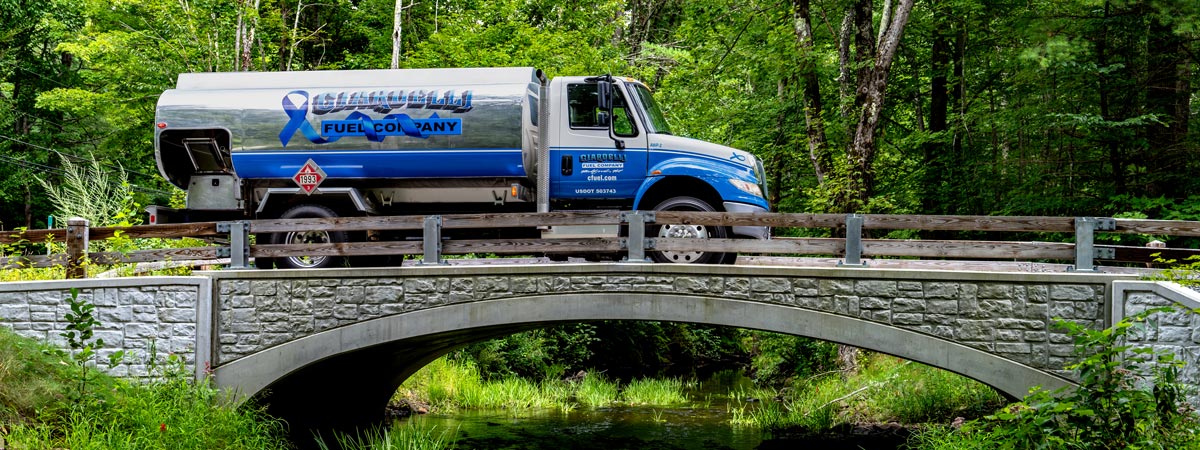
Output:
left=398, top=371, right=907, bottom=450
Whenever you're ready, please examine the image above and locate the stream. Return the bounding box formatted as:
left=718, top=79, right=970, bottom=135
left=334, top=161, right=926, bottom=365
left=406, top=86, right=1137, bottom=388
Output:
left=398, top=372, right=913, bottom=449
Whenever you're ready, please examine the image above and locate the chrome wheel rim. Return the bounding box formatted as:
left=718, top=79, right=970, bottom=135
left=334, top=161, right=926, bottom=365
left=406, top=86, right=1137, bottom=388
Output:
left=657, top=223, right=710, bottom=263
left=284, top=230, right=330, bottom=268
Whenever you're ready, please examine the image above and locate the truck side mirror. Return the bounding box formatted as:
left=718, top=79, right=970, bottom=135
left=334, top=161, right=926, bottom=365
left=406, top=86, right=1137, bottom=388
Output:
left=597, top=80, right=613, bottom=111
left=595, top=78, right=624, bottom=150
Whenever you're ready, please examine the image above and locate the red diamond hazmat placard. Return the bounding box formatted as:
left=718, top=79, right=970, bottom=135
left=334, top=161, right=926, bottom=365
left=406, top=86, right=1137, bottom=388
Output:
left=293, top=159, right=327, bottom=195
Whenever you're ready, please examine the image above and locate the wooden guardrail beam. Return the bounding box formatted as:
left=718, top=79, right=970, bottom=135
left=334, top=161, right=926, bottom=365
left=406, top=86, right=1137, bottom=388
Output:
left=90, top=222, right=223, bottom=240
left=1101, top=245, right=1200, bottom=263
left=4, top=212, right=1200, bottom=278
left=0, top=254, right=66, bottom=270
left=862, top=215, right=1076, bottom=232
left=88, top=247, right=225, bottom=265
left=1112, top=219, right=1200, bottom=237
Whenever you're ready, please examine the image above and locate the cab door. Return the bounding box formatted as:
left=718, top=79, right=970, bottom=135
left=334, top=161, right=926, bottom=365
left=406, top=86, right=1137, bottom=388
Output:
left=550, top=81, right=648, bottom=200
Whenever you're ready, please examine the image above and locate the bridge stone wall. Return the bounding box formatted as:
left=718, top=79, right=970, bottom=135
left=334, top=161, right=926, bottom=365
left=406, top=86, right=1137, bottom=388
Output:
left=7, top=267, right=1200, bottom=404
left=1113, top=281, right=1200, bottom=404
left=210, top=265, right=1118, bottom=380
left=0, top=277, right=210, bottom=378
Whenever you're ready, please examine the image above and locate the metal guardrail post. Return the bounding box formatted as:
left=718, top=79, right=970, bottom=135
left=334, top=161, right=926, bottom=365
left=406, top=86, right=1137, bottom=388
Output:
left=839, top=214, right=865, bottom=267
left=621, top=211, right=653, bottom=262
left=1072, top=217, right=1096, bottom=272
left=66, top=217, right=89, bottom=279
left=418, top=215, right=446, bottom=266
left=217, top=221, right=251, bottom=269
left=230, top=222, right=250, bottom=269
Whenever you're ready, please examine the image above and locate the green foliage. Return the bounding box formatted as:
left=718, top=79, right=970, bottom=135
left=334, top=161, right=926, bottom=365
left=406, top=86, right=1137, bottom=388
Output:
left=983, top=309, right=1198, bottom=449
left=748, top=332, right=838, bottom=385
left=403, top=0, right=626, bottom=75
left=41, top=288, right=124, bottom=403
left=0, top=322, right=289, bottom=449
left=456, top=322, right=750, bottom=382
left=871, top=362, right=1006, bottom=424
left=456, top=323, right=598, bottom=380
left=1, top=0, right=1198, bottom=225
left=36, top=154, right=139, bottom=227
left=731, top=354, right=1004, bottom=431
left=1150, top=255, right=1200, bottom=287
left=909, top=307, right=1200, bottom=449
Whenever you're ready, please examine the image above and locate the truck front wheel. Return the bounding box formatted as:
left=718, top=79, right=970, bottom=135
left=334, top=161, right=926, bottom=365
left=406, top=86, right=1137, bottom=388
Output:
left=270, top=204, right=347, bottom=269
left=648, top=196, right=731, bottom=264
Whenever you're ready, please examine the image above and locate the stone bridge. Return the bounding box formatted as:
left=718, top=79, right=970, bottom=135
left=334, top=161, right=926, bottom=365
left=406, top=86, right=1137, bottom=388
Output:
left=1, top=264, right=1198, bottom=433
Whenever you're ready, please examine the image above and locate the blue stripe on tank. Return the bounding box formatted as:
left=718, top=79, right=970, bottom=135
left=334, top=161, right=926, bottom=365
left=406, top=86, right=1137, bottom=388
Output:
left=231, top=149, right=526, bottom=179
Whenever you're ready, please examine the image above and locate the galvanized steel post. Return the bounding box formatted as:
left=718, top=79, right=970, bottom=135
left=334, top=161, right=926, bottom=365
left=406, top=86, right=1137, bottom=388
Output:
left=839, top=214, right=865, bottom=267
left=419, top=215, right=446, bottom=266
left=228, top=221, right=250, bottom=269
left=622, top=211, right=653, bottom=263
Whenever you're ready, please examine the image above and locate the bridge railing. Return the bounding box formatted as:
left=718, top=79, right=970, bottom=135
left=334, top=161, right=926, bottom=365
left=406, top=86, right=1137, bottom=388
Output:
left=2, top=212, right=1200, bottom=278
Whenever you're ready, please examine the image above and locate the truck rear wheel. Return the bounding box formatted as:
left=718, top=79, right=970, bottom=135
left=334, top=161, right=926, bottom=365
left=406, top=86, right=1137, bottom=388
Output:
left=648, top=196, right=731, bottom=264
left=271, top=204, right=347, bottom=269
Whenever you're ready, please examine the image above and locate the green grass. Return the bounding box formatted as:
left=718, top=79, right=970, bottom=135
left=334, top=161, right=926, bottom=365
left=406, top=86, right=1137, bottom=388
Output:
left=575, top=373, right=619, bottom=407
left=868, top=360, right=1006, bottom=423
left=397, top=358, right=694, bottom=413
left=0, top=327, right=290, bottom=449
left=903, top=423, right=995, bottom=450
left=730, top=353, right=1005, bottom=431
left=397, top=357, right=576, bottom=413
left=621, top=378, right=688, bottom=406
left=0, top=325, right=84, bottom=423
left=316, top=420, right=458, bottom=450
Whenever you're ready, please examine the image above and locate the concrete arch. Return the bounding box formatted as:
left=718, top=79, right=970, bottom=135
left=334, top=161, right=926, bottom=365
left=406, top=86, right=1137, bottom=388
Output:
left=214, top=291, right=1072, bottom=433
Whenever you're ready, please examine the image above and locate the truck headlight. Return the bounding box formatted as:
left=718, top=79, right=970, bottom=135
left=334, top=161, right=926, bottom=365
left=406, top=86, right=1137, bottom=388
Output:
left=729, top=179, right=763, bottom=198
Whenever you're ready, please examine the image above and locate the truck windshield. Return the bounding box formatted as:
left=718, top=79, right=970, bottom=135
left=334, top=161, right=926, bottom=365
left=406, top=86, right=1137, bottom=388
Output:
left=629, top=83, right=672, bottom=135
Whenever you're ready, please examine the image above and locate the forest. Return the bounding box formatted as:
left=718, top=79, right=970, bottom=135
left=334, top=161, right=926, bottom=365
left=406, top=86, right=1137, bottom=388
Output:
left=1, top=0, right=1197, bottom=230
left=1, top=2, right=1199, bottom=447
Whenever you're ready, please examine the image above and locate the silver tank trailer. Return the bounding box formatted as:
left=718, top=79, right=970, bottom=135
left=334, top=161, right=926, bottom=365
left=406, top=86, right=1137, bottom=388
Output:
left=154, top=67, right=543, bottom=189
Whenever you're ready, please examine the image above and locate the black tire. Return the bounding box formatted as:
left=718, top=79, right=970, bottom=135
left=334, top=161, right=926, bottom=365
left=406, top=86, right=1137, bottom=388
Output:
left=270, top=204, right=347, bottom=269
left=648, top=196, right=731, bottom=264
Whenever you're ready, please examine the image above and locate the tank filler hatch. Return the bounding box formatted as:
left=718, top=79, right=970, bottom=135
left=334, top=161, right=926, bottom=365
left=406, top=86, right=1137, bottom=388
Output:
left=182, top=137, right=231, bottom=173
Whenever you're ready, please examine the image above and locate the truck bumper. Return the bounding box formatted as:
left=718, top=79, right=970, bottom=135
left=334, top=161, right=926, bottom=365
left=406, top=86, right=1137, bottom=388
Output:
left=723, top=202, right=771, bottom=240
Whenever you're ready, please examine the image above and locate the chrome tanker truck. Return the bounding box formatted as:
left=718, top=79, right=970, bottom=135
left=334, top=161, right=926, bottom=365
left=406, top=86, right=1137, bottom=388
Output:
left=150, top=67, right=769, bottom=268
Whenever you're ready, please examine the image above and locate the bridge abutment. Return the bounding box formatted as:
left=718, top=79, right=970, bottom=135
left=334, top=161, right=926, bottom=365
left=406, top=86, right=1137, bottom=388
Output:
left=0, top=277, right=210, bottom=379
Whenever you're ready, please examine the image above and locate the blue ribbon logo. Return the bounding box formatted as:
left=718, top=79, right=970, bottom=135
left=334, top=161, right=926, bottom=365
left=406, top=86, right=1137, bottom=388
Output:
left=280, top=90, right=330, bottom=147
left=280, top=90, right=462, bottom=147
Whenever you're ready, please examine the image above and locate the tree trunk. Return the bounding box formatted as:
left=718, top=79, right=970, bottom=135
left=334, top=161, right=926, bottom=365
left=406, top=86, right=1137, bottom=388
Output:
left=1145, top=13, right=1192, bottom=196
left=24, top=183, right=32, bottom=229
left=793, top=0, right=832, bottom=185
left=844, top=0, right=915, bottom=212
left=243, top=0, right=259, bottom=71
left=391, top=0, right=405, bottom=69
left=923, top=1, right=950, bottom=214
left=837, top=10, right=855, bottom=120
left=1096, top=0, right=1125, bottom=195
left=236, top=0, right=259, bottom=71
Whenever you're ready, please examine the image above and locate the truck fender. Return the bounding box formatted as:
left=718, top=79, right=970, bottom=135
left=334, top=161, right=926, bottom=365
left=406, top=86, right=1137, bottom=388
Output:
left=255, top=187, right=376, bottom=215
left=634, top=157, right=767, bottom=210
